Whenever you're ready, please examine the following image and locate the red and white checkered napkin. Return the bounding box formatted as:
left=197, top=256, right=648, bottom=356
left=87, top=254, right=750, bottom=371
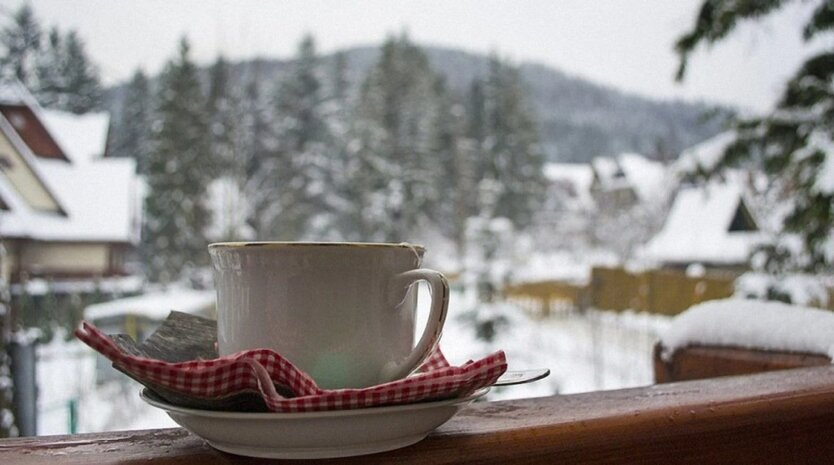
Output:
left=75, top=321, right=507, bottom=413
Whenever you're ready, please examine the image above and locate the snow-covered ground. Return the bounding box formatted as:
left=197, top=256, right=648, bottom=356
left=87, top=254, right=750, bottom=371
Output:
left=34, top=286, right=667, bottom=435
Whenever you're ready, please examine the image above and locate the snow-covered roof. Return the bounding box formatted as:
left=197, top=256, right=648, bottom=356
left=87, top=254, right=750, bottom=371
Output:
left=34, top=158, right=138, bottom=242
left=543, top=162, right=594, bottom=207
left=618, top=153, right=667, bottom=202
left=84, top=287, right=216, bottom=321
left=0, top=99, right=138, bottom=243
left=40, top=109, right=110, bottom=164
left=591, top=153, right=668, bottom=202
left=660, top=298, right=834, bottom=360
left=673, top=131, right=736, bottom=177
left=640, top=180, right=763, bottom=265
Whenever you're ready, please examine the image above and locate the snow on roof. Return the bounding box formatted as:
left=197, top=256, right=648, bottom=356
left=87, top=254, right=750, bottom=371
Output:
left=674, top=131, right=736, bottom=177
left=640, top=180, right=763, bottom=265
left=544, top=163, right=593, bottom=190
left=592, top=153, right=668, bottom=202
left=84, top=287, right=216, bottom=321
left=0, top=108, right=138, bottom=243
left=591, top=157, right=619, bottom=182
left=40, top=109, right=110, bottom=164
left=544, top=162, right=594, bottom=207
left=660, top=298, right=834, bottom=360
left=618, top=153, right=667, bottom=202
left=32, top=157, right=138, bottom=242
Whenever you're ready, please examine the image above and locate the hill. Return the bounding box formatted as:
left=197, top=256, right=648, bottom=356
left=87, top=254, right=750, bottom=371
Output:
left=105, top=44, right=728, bottom=163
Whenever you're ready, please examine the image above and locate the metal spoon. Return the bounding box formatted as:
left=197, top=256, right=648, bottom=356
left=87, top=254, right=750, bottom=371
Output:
left=493, top=368, right=550, bottom=387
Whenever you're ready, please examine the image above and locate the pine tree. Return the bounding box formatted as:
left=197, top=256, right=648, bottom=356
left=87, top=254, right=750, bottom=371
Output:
left=237, top=61, right=281, bottom=240
left=676, top=0, right=834, bottom=272
left=351, top=34, right=446, bottom=242
left=471, top=55, right=547, bottom=229
left=205, top=55, right=250, bottom=240
left=33, top=27, right=63, bottom=108
left=110, top=69, right=152, bottom=173
left=271, top=34, right=330, bottom=240
left=325, top=51, right=359, bottom=240
left=60, top=31, right=102, bottom=113
left=430, top=76, right=474, bottom=254
left=143, top=38, right=213, bottom=283
left=0, top=5, right=41, bottom=86
left=28, top=27, right=103, bottom=113
left=206, top=55, right=237, bottom=174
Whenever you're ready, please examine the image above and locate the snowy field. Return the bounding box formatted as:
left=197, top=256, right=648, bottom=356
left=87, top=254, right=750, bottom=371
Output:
left=35, top=286, right=669, bottom=435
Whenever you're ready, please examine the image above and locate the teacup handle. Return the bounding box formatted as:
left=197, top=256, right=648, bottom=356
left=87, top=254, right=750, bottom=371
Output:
left=385, top=269, right=449, bottom=381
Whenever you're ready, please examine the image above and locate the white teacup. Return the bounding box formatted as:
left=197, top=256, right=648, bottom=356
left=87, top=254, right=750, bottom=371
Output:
left=209, top=242, right=449, bottom=389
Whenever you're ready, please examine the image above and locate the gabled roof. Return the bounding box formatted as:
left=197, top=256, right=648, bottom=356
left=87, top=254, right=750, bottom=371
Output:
left=640, top=180, right=763, bottom=266
left=544, top=162, right=594, bottom=208
left=41, top=109, right=110, bottom=163
left=673, top=131, right=736, bottom=177
left=0, top=78, right=69, bottom=161
left=0, top=112, right=67, bottom=214
left=591, top=153, right=667, bottom=202
left=0, top=85, right=138, bottom=244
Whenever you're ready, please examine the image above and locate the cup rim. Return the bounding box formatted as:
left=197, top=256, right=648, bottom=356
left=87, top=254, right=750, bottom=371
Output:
left=208, top=241, right=426, bottom=253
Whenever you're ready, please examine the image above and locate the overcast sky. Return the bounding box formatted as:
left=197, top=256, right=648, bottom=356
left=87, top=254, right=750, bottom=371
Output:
left=3, top=0, right=821, bottom=112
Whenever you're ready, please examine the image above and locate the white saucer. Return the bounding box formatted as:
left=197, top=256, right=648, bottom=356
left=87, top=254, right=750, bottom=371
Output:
left=140, top=389, right=487, bottom=459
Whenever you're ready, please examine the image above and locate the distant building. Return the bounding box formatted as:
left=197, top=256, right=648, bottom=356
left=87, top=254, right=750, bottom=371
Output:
left=590, top=153, right=667, bottom=211
left=640, top=180, right=762, bottom=271
left=0, top=78, right=140, bottom=295
left=542, top=163, right=594, bottom=214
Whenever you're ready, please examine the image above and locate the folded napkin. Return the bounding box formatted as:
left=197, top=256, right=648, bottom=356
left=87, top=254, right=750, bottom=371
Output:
left=75, top=311, right=507, bottom=413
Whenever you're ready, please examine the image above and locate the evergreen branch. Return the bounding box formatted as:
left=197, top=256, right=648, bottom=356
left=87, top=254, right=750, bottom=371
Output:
left=803, top=1, right=834, bottom=40
left=675, top=0, right=791, bottom=81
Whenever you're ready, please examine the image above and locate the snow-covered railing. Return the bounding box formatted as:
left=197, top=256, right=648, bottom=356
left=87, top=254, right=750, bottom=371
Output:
left=3, top=365, right=834, bottom=464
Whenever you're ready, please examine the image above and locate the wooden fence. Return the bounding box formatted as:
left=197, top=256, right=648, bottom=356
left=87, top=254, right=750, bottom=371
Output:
left=506, top=266, right=738, bottom=317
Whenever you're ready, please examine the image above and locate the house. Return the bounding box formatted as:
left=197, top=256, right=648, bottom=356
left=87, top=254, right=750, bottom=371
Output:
left=639, top=179, right=762, bottom=271
left=589, top=153, right=667, bottom=211
left=542, top=162, right=594, bottom=214
left=0, top=79, right=140, bottom=292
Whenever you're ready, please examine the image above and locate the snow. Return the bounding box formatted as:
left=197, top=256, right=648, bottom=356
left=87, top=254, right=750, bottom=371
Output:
left=32, top=158, right=138, bottom=243
left=617, top=153, right=668, bottom=202
left=10, top=275, right=144, bottom=296
left=36, top=331, right=177, bottom=435
left=40, top=110, right=110, bottom=165
left=0, top=83, right=139, bottom=244
left=674, top=131, right=736, bottom=176
left=84, top=287, right=216, bottom=321
left=511, top=249, right=618, bottom=285
left=543, top=162, right=594, bottom=208
left=428, top=288, right=668, bottom=398
left=803, top=131, right=834, bottom=195
left=660, top=299, right=834, bottom=360
left=817, top=152, right=834, bottom=194
left=591, top=153, right=668, bottom=203
left=0, top=143, right=139, bottom=244
left=641, top=180, right=763, bottom=265
left=735, top=272, right=831, bottom=307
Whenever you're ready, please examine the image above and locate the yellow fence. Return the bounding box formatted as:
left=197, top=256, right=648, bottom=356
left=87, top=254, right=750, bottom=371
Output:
left=504, top=280, right=587, bottom=317
left=589, top=267, right=737, bottom=316
left=506, top=267, right=738, bottom=317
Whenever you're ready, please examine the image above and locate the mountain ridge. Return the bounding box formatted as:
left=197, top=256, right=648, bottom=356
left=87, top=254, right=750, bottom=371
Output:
left=104, top=43, right=729, bottom=163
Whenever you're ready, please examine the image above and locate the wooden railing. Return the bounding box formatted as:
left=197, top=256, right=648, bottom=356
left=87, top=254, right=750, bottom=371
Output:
left=4, top=365, right=834, bottom=464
